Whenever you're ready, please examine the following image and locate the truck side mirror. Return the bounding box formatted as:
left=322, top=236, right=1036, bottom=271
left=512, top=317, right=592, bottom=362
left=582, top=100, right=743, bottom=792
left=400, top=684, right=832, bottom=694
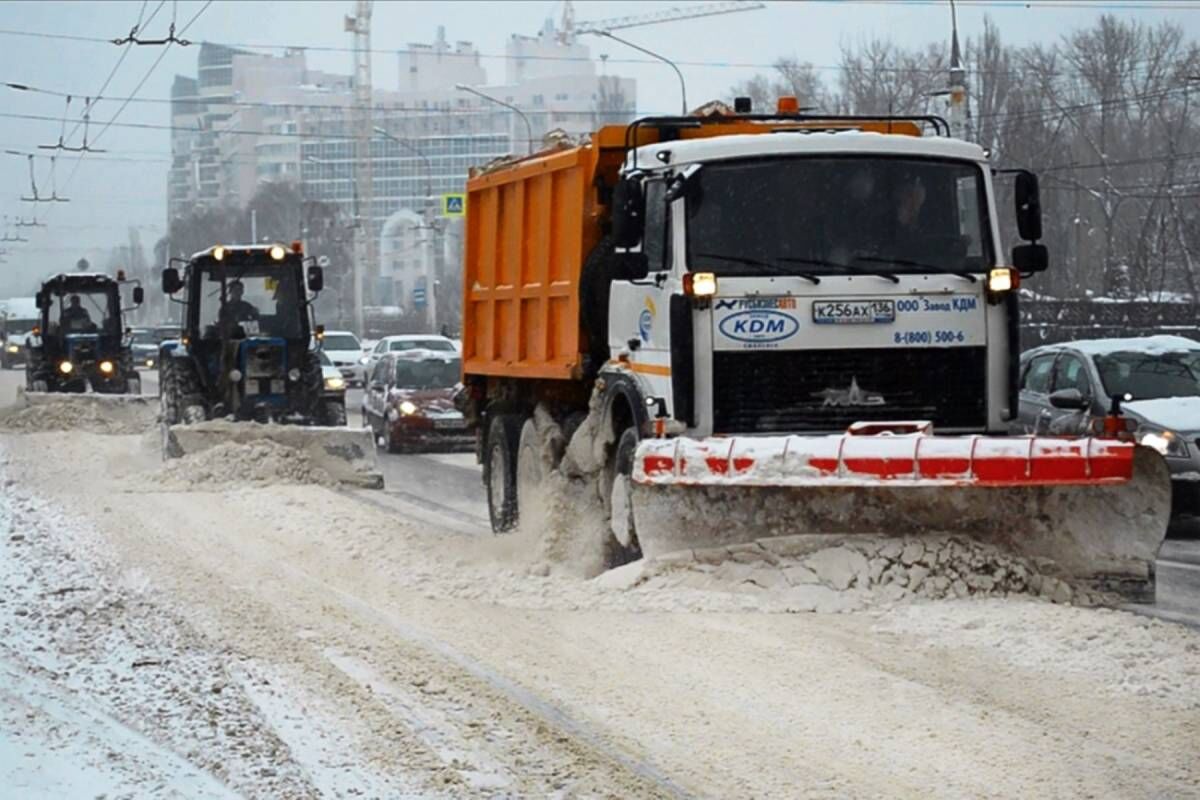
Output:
left=132, top=286, right=145, bottom=305
left=613, top=251, right=650, bottom=281
left=161, top=267, right=182, bottom=295
left=611, top=175, right=645, bottom=249
left=1015, top=171, right=1043, bottom=242
left=307, top=265, right=324, bottom=292
left=1012, top=243, right=1048, bottom=273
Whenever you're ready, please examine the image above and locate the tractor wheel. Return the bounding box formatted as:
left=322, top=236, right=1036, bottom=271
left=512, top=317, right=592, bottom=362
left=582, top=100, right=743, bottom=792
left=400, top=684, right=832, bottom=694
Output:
left=159, top=360, right=181, bottom=425
left=31, top=379, right=48, bottom=393
left=323, top=399, right=347, bottom=427
left=182, top=404, right=207, bottom=424
left=484, top=412, right=522, bottom=533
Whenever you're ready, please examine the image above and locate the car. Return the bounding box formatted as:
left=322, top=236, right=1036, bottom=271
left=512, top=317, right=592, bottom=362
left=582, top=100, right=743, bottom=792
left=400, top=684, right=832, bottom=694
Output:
left=1017, top=334, right=1200, bottom=517
left=316, top=349, right=349, bottom=417
left=128, top=327, right=161, bottom=370
left=363, top=334, right=457, bottom=373
left=360, top=349, right=469, bottom=453
left=318, top=329, right=367, bottom=386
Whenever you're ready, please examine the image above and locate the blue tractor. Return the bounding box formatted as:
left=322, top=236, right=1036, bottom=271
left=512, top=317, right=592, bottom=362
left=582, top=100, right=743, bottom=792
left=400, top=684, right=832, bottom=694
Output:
left=158, top=243, right=343, bottom=425
left=25, top=272, right=144, bottom=394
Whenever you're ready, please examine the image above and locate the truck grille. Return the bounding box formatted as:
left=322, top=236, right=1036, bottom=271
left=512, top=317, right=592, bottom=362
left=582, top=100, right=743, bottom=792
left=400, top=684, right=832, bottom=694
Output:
left=712, top=347, right=988, bottom=434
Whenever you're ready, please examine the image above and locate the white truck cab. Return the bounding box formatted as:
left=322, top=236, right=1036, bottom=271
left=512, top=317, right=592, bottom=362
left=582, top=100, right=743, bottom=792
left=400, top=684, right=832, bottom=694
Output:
left=603, top=128, right=1044, bottom=439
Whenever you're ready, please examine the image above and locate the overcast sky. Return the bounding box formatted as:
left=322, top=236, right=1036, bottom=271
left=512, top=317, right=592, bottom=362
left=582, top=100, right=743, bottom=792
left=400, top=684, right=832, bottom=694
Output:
left=1, top=0, right=1197, bottom=293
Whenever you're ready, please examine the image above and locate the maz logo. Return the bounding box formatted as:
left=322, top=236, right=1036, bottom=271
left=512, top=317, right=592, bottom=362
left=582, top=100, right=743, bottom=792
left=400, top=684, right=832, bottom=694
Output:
left=718, top=310, right=799, bottom=343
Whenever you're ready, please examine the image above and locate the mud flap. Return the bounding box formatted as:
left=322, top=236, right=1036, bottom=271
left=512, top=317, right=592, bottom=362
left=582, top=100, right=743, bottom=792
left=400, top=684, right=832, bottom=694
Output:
left=162, top=420, right=384, bottom=489
left=631, top=435, right=1171, bottom=596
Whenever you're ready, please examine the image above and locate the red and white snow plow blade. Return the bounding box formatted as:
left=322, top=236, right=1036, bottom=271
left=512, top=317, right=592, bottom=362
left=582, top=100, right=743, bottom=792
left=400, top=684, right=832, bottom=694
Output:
left=630, top=428, right=1171, bottom=592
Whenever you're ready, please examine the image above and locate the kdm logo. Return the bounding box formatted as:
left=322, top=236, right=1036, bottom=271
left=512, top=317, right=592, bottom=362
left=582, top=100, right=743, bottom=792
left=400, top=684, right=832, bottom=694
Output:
left=718, top=310, right=799, bottom=343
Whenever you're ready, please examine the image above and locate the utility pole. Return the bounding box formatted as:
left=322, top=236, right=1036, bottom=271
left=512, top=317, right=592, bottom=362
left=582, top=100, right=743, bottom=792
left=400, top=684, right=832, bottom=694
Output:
left=345, top=0, right=374, bottom=335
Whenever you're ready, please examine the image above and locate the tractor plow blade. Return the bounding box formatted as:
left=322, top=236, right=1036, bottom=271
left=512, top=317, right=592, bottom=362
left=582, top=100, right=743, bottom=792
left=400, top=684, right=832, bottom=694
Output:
left=162, top=420, right=384, bottom=489
left=18, top=388, right=159, bottom=430
left=631, top=434, right=1171, bottom=595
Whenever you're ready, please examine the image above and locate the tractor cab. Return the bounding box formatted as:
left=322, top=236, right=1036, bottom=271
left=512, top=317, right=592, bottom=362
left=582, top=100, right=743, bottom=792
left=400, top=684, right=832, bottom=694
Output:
left=27, top=272, right=143, bottom=394
left=160, top=243, right=335, bottom=424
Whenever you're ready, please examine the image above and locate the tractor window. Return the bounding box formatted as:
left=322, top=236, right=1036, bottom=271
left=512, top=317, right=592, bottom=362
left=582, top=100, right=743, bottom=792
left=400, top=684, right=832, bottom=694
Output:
left=200, top=271, right=303, bottom=340
left=54, top=289, right=118, bottom=336
left=394, top=358, right=460, bottom=389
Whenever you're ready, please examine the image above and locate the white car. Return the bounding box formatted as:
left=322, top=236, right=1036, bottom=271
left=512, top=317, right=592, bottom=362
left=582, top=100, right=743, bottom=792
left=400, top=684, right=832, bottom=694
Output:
left=319, top=330, right=367, bottom=387
left=364, top=334, right=458, bottom=372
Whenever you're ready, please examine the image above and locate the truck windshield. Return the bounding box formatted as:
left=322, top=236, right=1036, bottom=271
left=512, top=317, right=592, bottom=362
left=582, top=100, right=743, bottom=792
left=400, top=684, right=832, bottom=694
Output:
left=686, top=156, right=992, bottom=277
left=198, top=267, right=303, bottom=339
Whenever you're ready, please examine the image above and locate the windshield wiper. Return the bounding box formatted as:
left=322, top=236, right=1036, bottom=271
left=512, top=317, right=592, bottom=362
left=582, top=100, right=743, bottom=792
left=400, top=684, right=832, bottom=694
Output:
left=694, top=252, right=820, bottom=284
left=856, top=255, right=977, bottom=283
left=777, top=256, right=900, bottom=284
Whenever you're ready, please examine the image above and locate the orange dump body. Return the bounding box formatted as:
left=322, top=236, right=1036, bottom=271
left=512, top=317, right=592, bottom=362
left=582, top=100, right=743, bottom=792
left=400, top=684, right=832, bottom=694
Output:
left=461, top=118, right=923, bottom=383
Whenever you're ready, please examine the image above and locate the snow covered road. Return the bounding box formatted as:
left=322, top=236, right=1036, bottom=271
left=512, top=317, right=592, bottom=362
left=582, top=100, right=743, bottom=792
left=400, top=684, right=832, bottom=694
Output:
left=1, top=370, right=1198, bottom=798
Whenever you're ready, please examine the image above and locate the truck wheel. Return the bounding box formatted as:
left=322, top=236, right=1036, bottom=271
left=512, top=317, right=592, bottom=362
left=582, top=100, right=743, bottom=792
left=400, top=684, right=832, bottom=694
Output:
left=484, top=413, right=522, bottom=533
left=516, top=419, right=544, bottom=527
left=604, top=426, right=643, bottom=566
left=323, top=399, right=347, bottom=427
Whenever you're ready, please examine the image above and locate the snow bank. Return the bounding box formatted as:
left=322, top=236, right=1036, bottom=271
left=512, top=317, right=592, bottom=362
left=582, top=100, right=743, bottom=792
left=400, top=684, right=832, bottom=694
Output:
left=154, top=439, right=334, bottom=488
left=0, top=398, right=151, bottom=435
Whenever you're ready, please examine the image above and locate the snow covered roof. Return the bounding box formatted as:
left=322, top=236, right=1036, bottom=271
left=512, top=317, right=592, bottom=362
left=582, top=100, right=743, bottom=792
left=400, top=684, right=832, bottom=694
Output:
left=1055, top=335, right=1200, bottom=356
left=628, top=130, right=987, bottom=171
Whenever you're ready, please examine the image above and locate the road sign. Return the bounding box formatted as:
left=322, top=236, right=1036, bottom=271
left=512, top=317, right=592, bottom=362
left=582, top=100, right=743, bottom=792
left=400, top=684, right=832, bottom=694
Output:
left=413, top=285, right=427, bottom=309
left=442, top=193, right=465, bottom=217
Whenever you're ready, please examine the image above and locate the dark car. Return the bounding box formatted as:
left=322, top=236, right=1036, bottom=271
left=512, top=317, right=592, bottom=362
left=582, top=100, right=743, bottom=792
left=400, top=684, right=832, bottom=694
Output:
left=128, top=327, right=160, bottom=369
left=1016, top=335, right=1200, bottom=517
left=361, top=349, right=469, bottom=453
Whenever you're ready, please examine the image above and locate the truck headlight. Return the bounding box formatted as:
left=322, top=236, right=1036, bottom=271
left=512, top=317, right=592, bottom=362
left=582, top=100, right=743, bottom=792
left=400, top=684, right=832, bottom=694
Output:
left=58, top=361, right=73, bottom=374
left=399, top=400, right=418, bottom=416
left=98, top=360, right=115, bottom=375
left=324, top=375, right=346, bottom=391
left=683, top=271, right=718, bottom=297
left=1138, top=428, right=1188, bottom=458
left=987, top=267, right=1018, bottom=293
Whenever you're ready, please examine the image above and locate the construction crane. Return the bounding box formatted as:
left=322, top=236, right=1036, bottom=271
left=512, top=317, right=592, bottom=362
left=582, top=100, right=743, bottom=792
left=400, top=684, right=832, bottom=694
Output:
left=559, top=1, right=765, bottom=44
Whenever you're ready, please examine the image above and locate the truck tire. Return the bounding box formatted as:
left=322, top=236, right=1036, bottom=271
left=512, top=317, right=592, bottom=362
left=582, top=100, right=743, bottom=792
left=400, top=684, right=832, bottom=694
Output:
left=603, top=426, right=643, bottom=566
left=323, top=399, right=347, bottom=427
left=484, top=412, right=522, bottom=533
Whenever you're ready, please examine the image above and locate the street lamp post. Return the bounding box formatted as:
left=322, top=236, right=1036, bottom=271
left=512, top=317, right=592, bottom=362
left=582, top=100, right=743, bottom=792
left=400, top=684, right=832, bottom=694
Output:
left=454, top=83, right=535, bottom=155
left=589, top=31, right=688, bottom=115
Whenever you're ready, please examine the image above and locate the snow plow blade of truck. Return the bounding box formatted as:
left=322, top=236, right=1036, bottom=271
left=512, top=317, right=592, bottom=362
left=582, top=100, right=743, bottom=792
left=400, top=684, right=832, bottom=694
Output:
left=630, top=431, right=1171, bottom=593
left=19, top=387, right=158, bottom=429
left=162, top=420, right=384, bottom=489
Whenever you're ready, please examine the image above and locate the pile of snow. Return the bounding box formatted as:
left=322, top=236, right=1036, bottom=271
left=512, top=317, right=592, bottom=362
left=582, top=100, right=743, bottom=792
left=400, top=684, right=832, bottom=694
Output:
left=0, top=398, right=150, bottom=435
left=600, top=534, right=1087, bottom=613
left=156, top=439, right=334, bottom=487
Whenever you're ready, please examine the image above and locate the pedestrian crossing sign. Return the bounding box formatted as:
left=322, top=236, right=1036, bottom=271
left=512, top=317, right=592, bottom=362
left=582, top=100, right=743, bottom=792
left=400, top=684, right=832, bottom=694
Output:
left=442, top=194, right=466, bottom=217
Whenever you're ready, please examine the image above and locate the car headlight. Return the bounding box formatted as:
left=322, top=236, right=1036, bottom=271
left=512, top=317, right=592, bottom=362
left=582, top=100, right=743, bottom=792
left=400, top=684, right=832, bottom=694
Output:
left=359, top=356, right=369, bottom=365
left=1137, top=428, right=1189, bottom=458
left=324, top=375, right=346, bottom=391
left=399, top=400, right=418, bottom=416
left=5, top=344, right=18, bottom=353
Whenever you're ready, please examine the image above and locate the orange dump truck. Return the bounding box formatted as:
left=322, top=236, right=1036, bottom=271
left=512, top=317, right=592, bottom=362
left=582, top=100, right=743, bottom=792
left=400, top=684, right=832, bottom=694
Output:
left=458, top=103, right=1169, bottom=591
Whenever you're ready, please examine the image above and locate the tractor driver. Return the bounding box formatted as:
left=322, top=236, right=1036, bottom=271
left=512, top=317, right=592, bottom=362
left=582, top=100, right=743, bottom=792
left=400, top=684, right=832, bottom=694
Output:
left=60, top=294, right=94, bottom=332
left=220, top=280, right=260, bottom=327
